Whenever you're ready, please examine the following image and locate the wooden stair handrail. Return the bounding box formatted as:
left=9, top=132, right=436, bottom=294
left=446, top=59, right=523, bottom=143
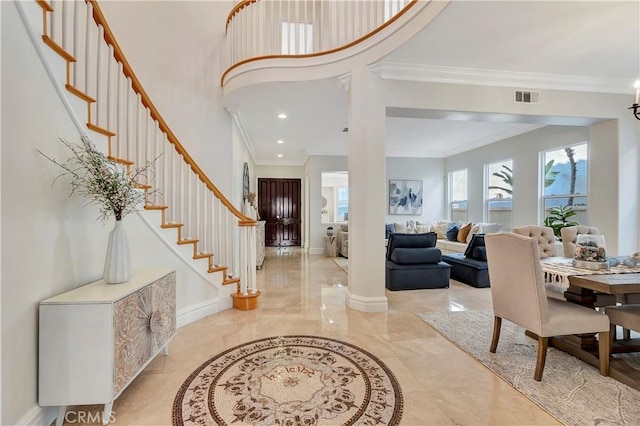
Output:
left=221, top=0, right=418, bottom=86
left=87, top=0, right=255, bottom=225
left=226, top=0, right=257, bottom=31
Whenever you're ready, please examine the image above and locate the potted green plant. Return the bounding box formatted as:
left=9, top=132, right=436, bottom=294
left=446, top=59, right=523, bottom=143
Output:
left=39, top=136, right=159, bottom=283
left=543, top=205, right=579, bottom=240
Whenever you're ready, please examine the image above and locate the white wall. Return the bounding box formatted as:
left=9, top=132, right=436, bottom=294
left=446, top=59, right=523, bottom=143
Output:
left=1, top=3, right=220, bottom=424
left=445, top=125, right=622, bottom=253
left=99, top=0, right=235, bottom=195
left=232, top=121, right=256, bottom=212
left=386, top=157, right=445, bottom=224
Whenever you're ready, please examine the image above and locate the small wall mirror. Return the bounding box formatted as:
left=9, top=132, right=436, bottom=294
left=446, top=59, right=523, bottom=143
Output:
left=321, top=172, right=348, bottom=224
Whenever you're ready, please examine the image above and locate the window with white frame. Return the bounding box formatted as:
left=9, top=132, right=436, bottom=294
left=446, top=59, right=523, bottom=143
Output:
left=486, top=159, right=513, bottom=231
left=541, top=143, right=588, bottom=225
left=449, top=169, right=468, bottom=222
left=281, top=21, right=313, bottom=54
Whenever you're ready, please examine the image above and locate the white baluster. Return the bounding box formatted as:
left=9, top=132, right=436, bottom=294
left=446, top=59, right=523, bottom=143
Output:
left=61, top=0, right=68, bottom=51
left=106, top=45, right=113, bottom=131
left=115, top=62, right=123, bottom=158
left=126, top=77, right=133, bottom=161
left=166, top=139, right=173, bottom=222
left=96, top=25, right=103, bottom=127
left=72, top=0, right=81, bottom=87
left=50, top=0, right=57, bottom=41
left=200, top=182, right=206, bottom=252
left=85, top=2, right=93, bottom=96
left=136, top=94, right=142, bottom=166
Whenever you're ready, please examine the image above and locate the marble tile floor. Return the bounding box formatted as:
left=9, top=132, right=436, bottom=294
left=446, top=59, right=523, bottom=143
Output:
left=62, top=248, right=559, bottom=425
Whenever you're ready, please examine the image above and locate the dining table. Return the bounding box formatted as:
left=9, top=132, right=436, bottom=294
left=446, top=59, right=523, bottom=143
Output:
left=539, top=257, right=640, bottom=391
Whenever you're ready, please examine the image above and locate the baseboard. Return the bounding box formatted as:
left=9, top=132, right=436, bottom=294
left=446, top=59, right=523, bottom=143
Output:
left=345, top=291, right=388, bottom=312
left=16, top=404, right=56, bottom=426
left=177, top=298, right=220, bottom=328
left=308, top=247, right=324, bottom=255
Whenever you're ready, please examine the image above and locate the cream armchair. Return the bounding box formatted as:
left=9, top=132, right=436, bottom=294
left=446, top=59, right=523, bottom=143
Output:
left=485, top=232, right=610, bottom=381
left=561, top=226, right=600, bottom=257
left=512, top=225, right=558, bottom=257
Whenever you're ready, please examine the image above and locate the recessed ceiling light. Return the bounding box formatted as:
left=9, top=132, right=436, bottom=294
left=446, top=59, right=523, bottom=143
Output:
left=277, top=139, right=284, bottom=144
left=278, top=113, right=287, bottom=119
left=277, top=154, right=283, bottom=158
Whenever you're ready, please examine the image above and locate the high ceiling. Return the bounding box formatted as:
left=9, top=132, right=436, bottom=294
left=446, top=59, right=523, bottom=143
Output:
left=232, top=0, right=639, bottom=165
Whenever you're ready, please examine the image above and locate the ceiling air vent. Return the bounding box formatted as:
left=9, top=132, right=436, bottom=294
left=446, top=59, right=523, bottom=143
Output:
left=514, top=90, right=539, bottom=104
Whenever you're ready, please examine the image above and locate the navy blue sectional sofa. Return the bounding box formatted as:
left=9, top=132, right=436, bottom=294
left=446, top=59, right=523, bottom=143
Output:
left=385, top=233, right=451, bottom=291
left=441, top=234, right=490, bottom=288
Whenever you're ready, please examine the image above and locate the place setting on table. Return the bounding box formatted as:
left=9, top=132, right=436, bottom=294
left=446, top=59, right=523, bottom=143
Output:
left=539, top=233, right=640, bottom=391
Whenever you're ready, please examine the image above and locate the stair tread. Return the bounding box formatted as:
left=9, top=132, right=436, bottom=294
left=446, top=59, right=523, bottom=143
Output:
left=193, top=253, right=213, bottom=259
left=88, top=123, right=116, bottom=137
left=208, top=266, right=228, bottom=273
left=144, top=205, right=168, bottom=210
left=223, top=278, right=241, bottom=285
left=161, top=223, right=183, bottom=229
left=177, top=239, right=198, bottom=245
left=107, top=155, right=134, bottom=165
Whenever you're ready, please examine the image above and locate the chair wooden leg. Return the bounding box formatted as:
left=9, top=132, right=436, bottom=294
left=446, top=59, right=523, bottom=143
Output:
left=490, top=316, right=502, bottom=353
left=599, top=330, right=610, bottom=376
left=534, top=336, right=549, bottom=381
left=610, top=324, right=616, bottom=349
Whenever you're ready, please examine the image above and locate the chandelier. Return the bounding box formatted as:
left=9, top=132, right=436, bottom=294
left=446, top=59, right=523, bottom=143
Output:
left=631, top=80, right=640, bottom=120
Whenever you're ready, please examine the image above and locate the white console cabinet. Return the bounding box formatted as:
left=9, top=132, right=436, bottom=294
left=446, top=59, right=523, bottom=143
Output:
left=39, top=269, right=176, bottom=426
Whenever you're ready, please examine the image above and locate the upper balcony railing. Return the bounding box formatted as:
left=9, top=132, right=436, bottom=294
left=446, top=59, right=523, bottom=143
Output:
left=222, top=0, right=415, bottom=85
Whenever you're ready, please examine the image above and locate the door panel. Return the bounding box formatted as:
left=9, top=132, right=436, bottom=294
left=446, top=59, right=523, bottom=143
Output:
left=258, top=178, right=301, bottom=247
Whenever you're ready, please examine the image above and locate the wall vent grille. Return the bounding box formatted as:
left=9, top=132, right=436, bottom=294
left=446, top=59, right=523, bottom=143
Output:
left=514, top=90, right=540, bottom=104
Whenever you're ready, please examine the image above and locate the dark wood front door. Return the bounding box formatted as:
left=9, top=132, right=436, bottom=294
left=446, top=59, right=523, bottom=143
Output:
left=258, top=178, right=302, bottom=247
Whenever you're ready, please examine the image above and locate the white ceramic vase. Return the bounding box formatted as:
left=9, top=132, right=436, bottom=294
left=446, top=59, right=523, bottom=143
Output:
left=103, top=220, right=131, bottom=284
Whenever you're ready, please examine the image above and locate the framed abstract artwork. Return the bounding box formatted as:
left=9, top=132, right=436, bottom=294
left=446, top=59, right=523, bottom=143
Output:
left=389, top=179, right=423, bottom=215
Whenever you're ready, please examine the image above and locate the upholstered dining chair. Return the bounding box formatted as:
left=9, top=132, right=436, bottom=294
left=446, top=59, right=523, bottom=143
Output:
left=560, top=225, right=601, bottom=257
left=512, top=225, right=568, bottom=300
left=512, top=225, right=558, bottom=257
left=485, top=232, right=610, bottom=381
left=606, top=304, right=640, bottom=343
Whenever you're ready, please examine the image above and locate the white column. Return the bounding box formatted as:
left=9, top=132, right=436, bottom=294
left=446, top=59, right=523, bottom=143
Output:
left=345, top=66, right=387, bottom=313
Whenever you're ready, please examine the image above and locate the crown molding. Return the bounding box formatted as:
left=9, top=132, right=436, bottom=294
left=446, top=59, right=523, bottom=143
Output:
left=371, top=62, right=633, bottom=94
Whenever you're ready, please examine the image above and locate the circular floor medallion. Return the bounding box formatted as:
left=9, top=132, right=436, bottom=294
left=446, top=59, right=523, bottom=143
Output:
left=173, top=335, right=403, bottom=425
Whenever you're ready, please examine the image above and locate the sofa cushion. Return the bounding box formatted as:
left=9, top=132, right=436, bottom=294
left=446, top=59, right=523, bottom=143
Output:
left=457, top=222, right=472, bottom=243
left=394, top=222, right=407, bottom=233
left=416, top=224, right=431, bottom=234
left=446, top=223, right=460, bottom=241
left=466, top=224, right=482, bottom=243
left=385, top=223, right=395, bottom=239
left=472, top=246, right=487, bottom=261
left=390, top=247, right=442, bottom=264
left=464, top=234, right=486, bottom=258
left=386, top=233, right=437, bottom=260
left=432, top=222, right=450, bottom=239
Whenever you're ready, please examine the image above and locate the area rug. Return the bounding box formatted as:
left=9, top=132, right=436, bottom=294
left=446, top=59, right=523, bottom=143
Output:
left=331, top=256, right=348, bottom=273
left=418, top=310, right=640, bottom=426
left=173, top=335, right=402, bottom=425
